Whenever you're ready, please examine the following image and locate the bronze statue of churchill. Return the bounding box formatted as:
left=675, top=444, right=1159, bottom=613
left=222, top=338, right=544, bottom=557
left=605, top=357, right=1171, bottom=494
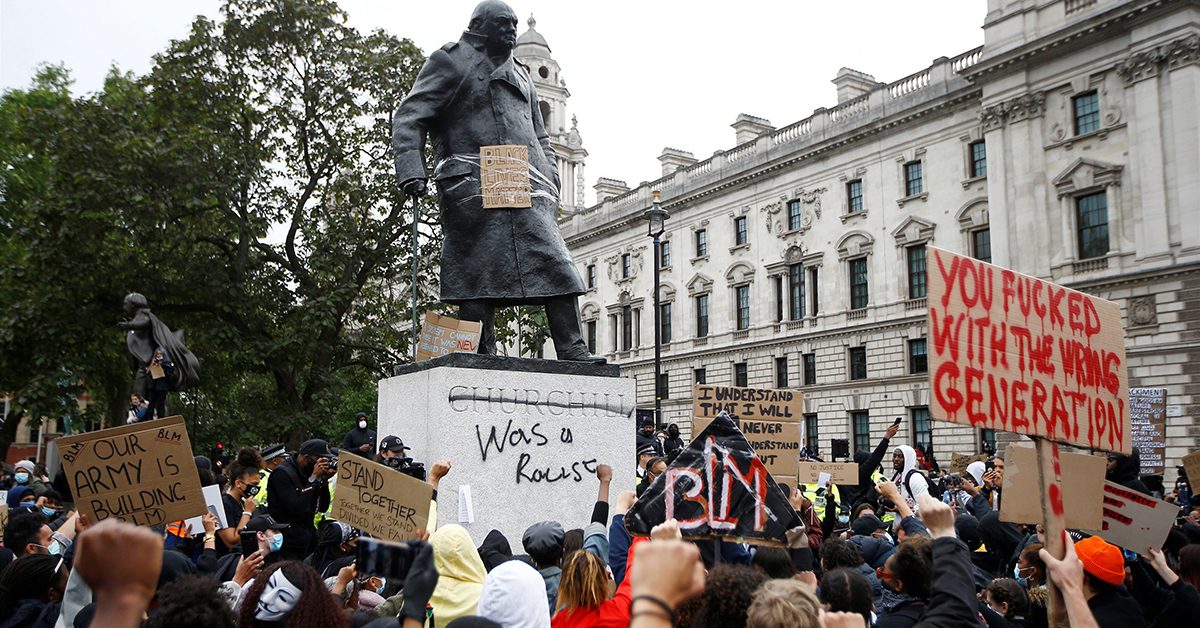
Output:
left=392, top=1, right=604, bottom=364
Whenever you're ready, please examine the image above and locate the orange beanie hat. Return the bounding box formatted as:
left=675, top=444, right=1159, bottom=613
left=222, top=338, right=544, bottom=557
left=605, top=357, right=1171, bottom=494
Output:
left=1074, top=536, right=1125, bottom=586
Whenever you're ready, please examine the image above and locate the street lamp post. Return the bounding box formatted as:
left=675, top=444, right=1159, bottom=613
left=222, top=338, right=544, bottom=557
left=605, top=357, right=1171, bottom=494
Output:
left=643, top=191, right=669, bottom=429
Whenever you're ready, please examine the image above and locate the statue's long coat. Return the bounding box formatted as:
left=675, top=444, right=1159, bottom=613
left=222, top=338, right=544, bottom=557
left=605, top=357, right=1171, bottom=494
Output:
left=392, top=32, right=584, bottom=304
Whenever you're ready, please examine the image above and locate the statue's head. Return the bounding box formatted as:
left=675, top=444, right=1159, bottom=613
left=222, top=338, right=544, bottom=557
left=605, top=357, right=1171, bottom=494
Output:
left=123, top=292, right=149, bottom=315
left=468, top=1, right=518, bottom=56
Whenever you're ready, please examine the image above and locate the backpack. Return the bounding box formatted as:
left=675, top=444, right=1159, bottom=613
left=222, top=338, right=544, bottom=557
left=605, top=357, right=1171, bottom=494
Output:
left=902, top=468, right=943, bottom=501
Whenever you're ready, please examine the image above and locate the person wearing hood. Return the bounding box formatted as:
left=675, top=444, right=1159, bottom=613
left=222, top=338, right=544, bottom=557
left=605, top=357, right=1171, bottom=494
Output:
left=476, top=560, right=551, bottom=628
left=476, top=530, right=514, bottom=572
left=341, top=412, right=377, bottom=458
left=890, top=445, right=929, bottom=512
left=429, top=524, right=487, bottom=625
left=1106, top=451, right=1151, bottom=496
left=662, top=424, right=684, bottom=459
left=13, top=460, right=48, bottom=498
left=848, top=422, right=901, bottom=509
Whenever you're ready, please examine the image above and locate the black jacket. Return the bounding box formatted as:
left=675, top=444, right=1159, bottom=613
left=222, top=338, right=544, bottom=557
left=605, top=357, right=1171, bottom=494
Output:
left=1088, top=586, right=1148, bottom=628
left=266, top=458, right=330, bottom=553
left=636, top=431, right=662, bottom=457
left=1107, top=451, right=1151, bottom=495
left=848, top=437, right=892, bottom=507
left=341, top=427, right=377, bottom=457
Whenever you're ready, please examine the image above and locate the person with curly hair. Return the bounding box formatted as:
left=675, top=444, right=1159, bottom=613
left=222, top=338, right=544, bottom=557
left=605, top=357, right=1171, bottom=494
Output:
left=819, top=567, right=875, bottom=625
left=147, top=574, right=236, bottom=628
left=981, top=577, right=1030, bottom=624
left=236, top=560, right=347, bottom=628
left=692, top=564, right=767, bottom=628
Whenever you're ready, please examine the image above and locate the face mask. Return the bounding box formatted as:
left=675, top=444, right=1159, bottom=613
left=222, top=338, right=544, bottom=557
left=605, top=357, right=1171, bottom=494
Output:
left=1013, top=564, right=1029, bottom=587
left=837, top=513, right=850, bottom=525
left=256, top=570, right=301, bottom=621
left=41, top=507, right=58, bottom=518
left=245, top=484, right=261, bottom=497
left=14, top=472, right=29, bottom=484
left=358, top=420, right=368, bottom=429
left=269, top=532, right=285, bottom=554
left=19, top=500, right=35, bottom=509
left=47, top=541, right=63, bottom=556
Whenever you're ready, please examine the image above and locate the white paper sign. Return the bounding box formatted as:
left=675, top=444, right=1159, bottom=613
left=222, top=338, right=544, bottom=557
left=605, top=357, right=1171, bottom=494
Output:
left=458, top=485, right=474, bottom=524
left=183, top=485, right=230, bottom=535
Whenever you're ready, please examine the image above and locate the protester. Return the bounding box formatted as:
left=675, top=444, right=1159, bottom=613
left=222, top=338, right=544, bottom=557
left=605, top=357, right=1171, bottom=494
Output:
left=849, top=421, right=901, bottom=507
left=476, top=529, right=514, bottom=572
left=819, top=567, right=875, bottom=624
left=305, top=521, right=359, bottom=579
left=981, top=577, right=1030, bottom=626
left=146, top=347, right=174, bottom=419
left=237, top=561, right=348, bottom=627
left=341, top=413, right=377, bottom=458
left=662, top=424, right=684, bottom=459
left=0, top=554, right=66, bottom=627
left=1106, top=452, right=1151, bottom=496
left=744, top=578, right=822, bottom=628
left=147, top=574, right=237, bottom=628
left=220, top=449, right=264, bottom=557
left=890, top=445, right=929, bottom=512
left=635, top=416, right=662, bottom=458
left=476, top=560, right=550, bottom=628
left=267, top=439, right=335, bottom=560
left=1072, top=535, right=1147, bottom=627
left=13, top=460, right=48, bottom=497
left=426, top=524, right=487, bottom=625
left=3, top=511, right=52, bottom=558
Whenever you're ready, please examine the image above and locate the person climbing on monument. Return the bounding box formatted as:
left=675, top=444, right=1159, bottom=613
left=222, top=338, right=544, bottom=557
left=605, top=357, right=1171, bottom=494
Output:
left=341, top=413, right=376, bottom=458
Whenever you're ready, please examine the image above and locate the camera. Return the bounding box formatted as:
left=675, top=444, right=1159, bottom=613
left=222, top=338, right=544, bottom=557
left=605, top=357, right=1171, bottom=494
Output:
left=356, top=538, right=419, bottom=580
left=322, top=455, right=339, bottom=471
left=385, top=456, right=427, bottom=481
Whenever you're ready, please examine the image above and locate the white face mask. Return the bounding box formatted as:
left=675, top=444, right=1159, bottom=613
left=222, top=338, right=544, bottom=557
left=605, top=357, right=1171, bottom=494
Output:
left=256, top=571, right=302, bottom=621
left=358, top=420, right=368, bottom=429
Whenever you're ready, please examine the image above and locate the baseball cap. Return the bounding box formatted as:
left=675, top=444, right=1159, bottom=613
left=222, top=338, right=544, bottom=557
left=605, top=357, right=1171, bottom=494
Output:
left=380, top=435, right=410, bottom=453
left=244, top=514, right=290, bottom=532
left=261, top=443, right=287, bottom=460
left=851, top=514, right=885, bottom=537
left=298, top=439, right=331, bottom=456
left=1074, top=535, right=1125, bottom=586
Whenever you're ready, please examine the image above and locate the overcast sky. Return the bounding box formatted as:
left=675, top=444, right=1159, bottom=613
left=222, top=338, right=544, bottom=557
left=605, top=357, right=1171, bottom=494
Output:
left=1, top=0, right=985, bottom=200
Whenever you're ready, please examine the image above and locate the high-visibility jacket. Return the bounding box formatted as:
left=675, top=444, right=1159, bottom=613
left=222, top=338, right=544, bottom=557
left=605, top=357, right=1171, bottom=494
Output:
left=799, top=482, right=841, bottom=521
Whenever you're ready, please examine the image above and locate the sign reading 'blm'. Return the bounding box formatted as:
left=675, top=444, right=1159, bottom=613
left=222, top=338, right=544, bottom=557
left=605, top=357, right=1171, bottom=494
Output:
left=57, top=415, right=205, bottom=526
left=926, top=247, right=1130, bottom=453
left=332, top=455, right=433, bottom=542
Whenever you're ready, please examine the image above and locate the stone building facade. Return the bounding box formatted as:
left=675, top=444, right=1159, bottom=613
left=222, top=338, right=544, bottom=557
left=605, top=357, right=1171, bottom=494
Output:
left=558, top=0, right=1200, bottom=475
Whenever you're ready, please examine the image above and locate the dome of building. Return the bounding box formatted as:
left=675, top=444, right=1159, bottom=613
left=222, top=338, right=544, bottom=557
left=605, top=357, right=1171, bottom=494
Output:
left=516, top=15, right=550, bottom=51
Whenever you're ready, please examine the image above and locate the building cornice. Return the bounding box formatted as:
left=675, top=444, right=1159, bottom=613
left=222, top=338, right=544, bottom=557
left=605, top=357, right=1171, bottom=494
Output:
left=963, top=0, right=1179, bottom=83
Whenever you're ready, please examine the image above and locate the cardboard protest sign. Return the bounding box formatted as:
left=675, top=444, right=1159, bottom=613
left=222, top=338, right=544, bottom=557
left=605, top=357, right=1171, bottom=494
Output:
left=797, top=462, right=858, bottom=485
left=1000, top=441, right=1105, bottom=530
left=927, top=247, right=1130, bottom=453
left=1184, top=451, right=1200, bottom=489
left=626, top=413, right=797, bottom=545
left=57, top=415, right=204, bottom=526
left=481, top=144, right=531, bottom=209
left=415, top=313, right=483, bottom=362
left=1129, top=388, right=1167, bottom=475
left=332, top=454, right=433, bottom=542
left=950, top=453, right=990, bottom=473
left=1087, top=480, right=1176, bottom=551
left=693, top=385, right=803, bottom=478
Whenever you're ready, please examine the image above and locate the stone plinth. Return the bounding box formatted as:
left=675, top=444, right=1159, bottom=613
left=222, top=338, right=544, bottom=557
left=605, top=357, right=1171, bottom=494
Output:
left=379, top=353, right=636, bottom=545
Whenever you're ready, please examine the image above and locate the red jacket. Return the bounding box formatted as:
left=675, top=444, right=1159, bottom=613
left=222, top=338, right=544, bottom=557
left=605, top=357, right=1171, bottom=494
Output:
left=550, top=537, right=644, bottom=628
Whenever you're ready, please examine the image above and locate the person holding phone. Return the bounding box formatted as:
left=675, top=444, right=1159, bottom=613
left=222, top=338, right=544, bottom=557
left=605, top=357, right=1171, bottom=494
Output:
left=267, top=439, right=336, bottom=560
left=218, top=450, right=263, bottom=558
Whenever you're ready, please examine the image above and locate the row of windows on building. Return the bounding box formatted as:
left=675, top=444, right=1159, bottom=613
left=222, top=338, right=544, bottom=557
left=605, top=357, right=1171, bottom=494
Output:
left=649, top=338, right=929, bottom=403
left=588, top=185, right=1108, bottom=351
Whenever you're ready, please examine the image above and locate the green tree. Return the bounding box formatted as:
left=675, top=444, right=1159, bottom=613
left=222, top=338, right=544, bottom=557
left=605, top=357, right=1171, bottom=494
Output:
left=0, top=0, right=438, bottom=453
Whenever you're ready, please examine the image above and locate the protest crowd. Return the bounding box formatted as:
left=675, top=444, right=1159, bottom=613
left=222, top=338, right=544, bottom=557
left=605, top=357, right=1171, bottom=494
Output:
left=0, top=409, right=1196, bottom=628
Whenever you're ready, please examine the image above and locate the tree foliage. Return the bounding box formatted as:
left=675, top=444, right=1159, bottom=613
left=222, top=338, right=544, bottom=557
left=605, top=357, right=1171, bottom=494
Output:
left=0, top=0, right=438, bottom=452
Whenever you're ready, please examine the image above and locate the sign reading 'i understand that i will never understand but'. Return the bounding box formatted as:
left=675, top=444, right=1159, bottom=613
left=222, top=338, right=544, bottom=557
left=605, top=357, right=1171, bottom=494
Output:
left=926, top=247, right=1131, bottom=453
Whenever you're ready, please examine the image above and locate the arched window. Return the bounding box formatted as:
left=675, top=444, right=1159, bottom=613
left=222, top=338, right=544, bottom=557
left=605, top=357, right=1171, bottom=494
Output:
left=539, top=101, right=552, bottom=126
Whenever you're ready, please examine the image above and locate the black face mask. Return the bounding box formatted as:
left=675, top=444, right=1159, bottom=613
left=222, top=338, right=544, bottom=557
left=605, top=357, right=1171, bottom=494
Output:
left=245, top=484, right=261, bottom=497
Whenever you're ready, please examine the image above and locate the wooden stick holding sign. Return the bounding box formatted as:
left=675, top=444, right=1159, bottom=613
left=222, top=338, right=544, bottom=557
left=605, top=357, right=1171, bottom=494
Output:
left=1035, top=438, right=1068, bottom=628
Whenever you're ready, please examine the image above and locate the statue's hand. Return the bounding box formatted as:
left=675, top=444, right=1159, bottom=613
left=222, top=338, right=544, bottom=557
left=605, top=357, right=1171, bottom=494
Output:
left=402, top=178, right=428, bottom=199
